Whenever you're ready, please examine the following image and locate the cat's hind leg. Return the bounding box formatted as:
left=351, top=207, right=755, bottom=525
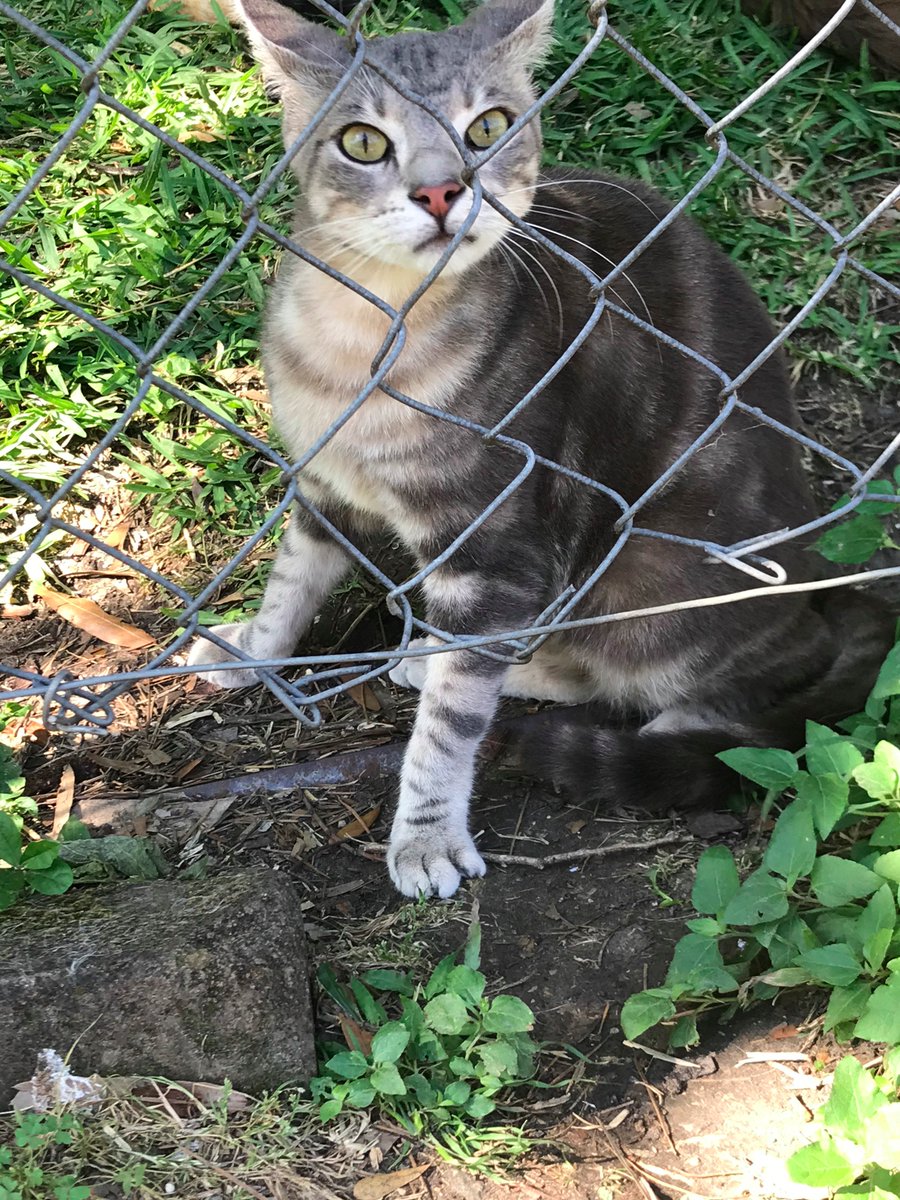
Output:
left=187, top=511, right=350, bottom=689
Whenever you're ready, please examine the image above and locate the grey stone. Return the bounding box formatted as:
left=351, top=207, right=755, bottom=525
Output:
left=0, top=868, right=315, bottom=1104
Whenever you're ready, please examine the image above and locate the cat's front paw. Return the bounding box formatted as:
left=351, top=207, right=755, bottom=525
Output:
left=387, top=638, right=433, bottom=692
left=387, top=824, right=486, bottom=898
left=186, top=622, right=263, bottom=690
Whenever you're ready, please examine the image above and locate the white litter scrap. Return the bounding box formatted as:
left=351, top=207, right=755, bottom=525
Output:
left=12, top=1048, right=106, bottom=1112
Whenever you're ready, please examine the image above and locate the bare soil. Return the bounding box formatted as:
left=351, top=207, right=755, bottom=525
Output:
left=2, top=362, right=896, bottom=1198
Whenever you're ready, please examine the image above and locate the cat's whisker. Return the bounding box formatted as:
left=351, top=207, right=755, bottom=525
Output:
left=493, top=239, right=556, bottom=335
left=521, top=220, right=656, bottom=334
left=495, top=178, right=660, bottom=220
left=504, top=231, right=565, bottom=340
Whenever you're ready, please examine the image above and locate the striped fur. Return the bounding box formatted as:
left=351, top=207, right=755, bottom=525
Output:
left=188, top=0, right=894, bottom=897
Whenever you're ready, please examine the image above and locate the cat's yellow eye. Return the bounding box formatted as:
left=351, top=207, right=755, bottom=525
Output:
left=466, top=109, right=510, bottom=150
left=339, top=124, right=390, bottom=163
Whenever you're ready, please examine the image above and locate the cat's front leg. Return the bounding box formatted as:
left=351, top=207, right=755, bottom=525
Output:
left=388, top=569, right=536, bottom=898
left=187, top=506, right=351, bottom=688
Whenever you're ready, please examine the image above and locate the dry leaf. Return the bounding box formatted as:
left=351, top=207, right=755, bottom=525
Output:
left=51, top=765, right=75, bottom=838
left=141, top=747, right=172, bottom=766
left=353, top=1165, right=430, bottom=1200
left=330, top=804, right=382, bottom=842
left=37, top=585, right=155, bottom=650
left=770, top=1023, right=801, bottom=1040
left=340, top=672, right=382, bottom=714
left=102, top=517, right=132, bottom=550
left=173, top=756, right=204, bottom=782
left=185, top=124, right=220, bottom=142
left=566, top=818, right=587, bottom=834
left=340, top=1015, right=373, bottom=1057
left=348, top=682, right=381, bottom=713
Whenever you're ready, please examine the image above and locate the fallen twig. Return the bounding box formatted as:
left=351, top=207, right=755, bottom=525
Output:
left=342, top=833, right=690, bottom=869
left=479, top=833, right=690, bottom=868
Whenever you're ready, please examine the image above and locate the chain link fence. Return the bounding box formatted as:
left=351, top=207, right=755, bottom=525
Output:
left=1, top=0, right=899, bottom=737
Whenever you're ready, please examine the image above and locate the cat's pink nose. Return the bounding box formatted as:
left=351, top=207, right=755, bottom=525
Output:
left=410, top=180, right=464, bottom=220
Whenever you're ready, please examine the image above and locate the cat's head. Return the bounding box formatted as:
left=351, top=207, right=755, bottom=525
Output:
left=239, top=0, right=553, bottom=280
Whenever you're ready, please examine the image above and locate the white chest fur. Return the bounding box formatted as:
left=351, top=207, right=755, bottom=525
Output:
left=265, top=258, right=478, bottom=526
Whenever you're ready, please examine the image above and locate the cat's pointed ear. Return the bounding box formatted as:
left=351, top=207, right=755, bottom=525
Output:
left=465, top=0, right=555, bottom=70
left=237, top=0, right=348, bottom=96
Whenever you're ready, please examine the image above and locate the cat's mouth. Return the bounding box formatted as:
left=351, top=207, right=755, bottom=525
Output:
left=414, top=231, right=478, bottom=253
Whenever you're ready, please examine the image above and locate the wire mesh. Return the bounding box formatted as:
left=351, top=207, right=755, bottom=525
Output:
left=1, top=0, right=898, bottom=736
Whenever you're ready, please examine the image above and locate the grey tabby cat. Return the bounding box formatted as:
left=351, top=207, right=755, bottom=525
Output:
left=188, top=0, right=892, bottom=897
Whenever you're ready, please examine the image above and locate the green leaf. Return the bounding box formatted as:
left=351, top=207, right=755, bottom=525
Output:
left=795, top=771, right=849, bottom=838
left=446, top=965, right=486, bottom=1006
left=722, top=870, right=789, bottom=925
left=668, top=1014, right=699, bottom=1049
left=424, top=993, right=470, bottom=1035
left=58, top=818, right=91, bottom=842
left=795, top=944, right=862, bottom=987
left=857, top=884, right=896, bottom=948
left=864, top=928, right=892, bottom=975
left=853, top=743, right=900, bottom=800
left=686, top=917, right=724, bottom=936
left=26, top=860, right=73, bottom=895
left=318, top=1098, right=343, bottom=1122
left=763, top=797, right=816, bottom=884
left=370, top=1022, right=410, bottom=1065
left=399, top=997, right=425, bottom=1037
left=871, top=814, right=900, bottom=847
left=424, top=953, right=457, bottom=999
left=805, top=723, right=865, bottom=778
left=862, top=1103, right=900, bottom=1171
left=482, top=995, right=534, bottom=1034
left=757, top=966, right=813, bottom=987
left=345, top=1079, right=376, bottom=1108
left=0, top=868, right=27, bottom=905
left=360, top=969, right=414, bottom=996
left=787, top=1138, right=858, bottom=1188
left=873, top=850, right=900, bottom=884
left=872, top=644, right=900, bottom=700
left=854, top=977, right=900, bottom=1042
left=884, top=1046, right=900, bottom=1085
left=324, top=1051, right=368, bottom=1080
left=465, top=1093, right=495, bottom=1119
left=370, top=1063, right=407, bottom=1096
left=59, top=835, right=167, bottom=880
left=821, top=1056, right=887, bottom=1141
left=478, top=1039, right=519, bottom=1078
left=620, top=989, right=676, bottom=1040
left=824, top=982, right=872, bottom=1033
left=316, top=964, right=357, bottom=1018
left=0, top=812, right=22, bottom=866
left=405, top=1074, right=437, bottom=1106
left=691, top=846, right=740, bottom=916
left=665, top=933, right=738, bottom=992
left=716, top=747, right=798, bottom=791
left=810, top=857, right=881, bottom=907
left=349, top=980, right=387, bottom=1026
left=464, top=919, right=482, bottom=969
left=20, top=840, right=59, bottom=871
left=443, top=1080, right=471, bottom=1106
left=814, top=511, right=890, bottom=564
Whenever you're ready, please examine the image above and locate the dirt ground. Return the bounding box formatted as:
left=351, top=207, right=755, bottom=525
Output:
left=2, top=363, right=897, bottom=1198
left=2, top=671, right=861, bottom=1200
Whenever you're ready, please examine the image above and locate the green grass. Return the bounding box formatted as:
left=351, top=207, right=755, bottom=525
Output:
left=1, top=0, right=897, bottom=597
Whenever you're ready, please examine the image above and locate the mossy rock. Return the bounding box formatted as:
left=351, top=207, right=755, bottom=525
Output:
left=0, top=867, right=314, bottom=1102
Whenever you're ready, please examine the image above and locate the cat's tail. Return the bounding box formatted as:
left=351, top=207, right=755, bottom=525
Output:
left=504, top=591, right=895, bottom=811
